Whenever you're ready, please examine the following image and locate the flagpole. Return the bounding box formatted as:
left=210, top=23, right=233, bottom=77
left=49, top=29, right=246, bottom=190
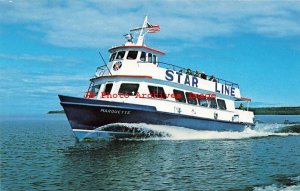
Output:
left=136, top=16, right=148, bottom=45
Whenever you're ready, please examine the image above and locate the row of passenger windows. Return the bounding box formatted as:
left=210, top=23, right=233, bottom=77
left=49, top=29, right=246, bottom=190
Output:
left=100, top=83, right=227, bottom=110
left=173, top=89, right=226, bottom=110
left=109, top=51, right=157, bottom=63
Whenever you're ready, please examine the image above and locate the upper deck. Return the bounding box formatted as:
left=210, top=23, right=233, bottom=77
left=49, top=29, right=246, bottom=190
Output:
left=92, top=17, right=244, bottom=100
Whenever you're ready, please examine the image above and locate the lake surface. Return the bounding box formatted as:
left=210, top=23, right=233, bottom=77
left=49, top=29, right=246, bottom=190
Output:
left=1, top=115, right=300, bottom=191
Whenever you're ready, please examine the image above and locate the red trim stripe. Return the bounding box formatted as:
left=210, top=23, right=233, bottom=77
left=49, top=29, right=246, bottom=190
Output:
left=241, top=97, right=251, bottom=101
left=94, top=75, right=153, bottom=80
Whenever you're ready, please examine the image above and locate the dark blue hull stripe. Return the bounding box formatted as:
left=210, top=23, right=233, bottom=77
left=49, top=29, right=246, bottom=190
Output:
left=59, top=95, right=252, bottom=132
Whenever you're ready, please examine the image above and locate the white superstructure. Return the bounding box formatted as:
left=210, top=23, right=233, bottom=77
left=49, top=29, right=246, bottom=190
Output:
left=84, top=16, right=254, bottom=125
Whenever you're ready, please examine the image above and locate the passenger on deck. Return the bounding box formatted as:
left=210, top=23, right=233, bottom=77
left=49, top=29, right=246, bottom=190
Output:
left=179, top=69, right=183, bottom=73
left=201, top=72, right=207, bottom=80
left=238, top=103, right=244, bottom=110
left=209, top=75, right=217, bottom=82
left=195, top=71, right=201, bottom=77
left=186, top=68, right=192, bottom=75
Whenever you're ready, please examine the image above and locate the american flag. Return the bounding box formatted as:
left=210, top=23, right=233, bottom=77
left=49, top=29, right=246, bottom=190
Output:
left=147, top=24, right=160, bottom=33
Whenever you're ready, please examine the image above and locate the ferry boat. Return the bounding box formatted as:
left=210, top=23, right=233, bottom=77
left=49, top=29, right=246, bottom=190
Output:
left=59, top=17, right=254, bottom=140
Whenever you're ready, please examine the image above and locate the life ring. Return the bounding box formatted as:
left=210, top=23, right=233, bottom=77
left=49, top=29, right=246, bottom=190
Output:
left=113, top=61, right=122, bottom=71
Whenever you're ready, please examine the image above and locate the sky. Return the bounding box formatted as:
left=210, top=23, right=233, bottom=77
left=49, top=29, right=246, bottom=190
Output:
left=0, top=0, right=300, bottom=115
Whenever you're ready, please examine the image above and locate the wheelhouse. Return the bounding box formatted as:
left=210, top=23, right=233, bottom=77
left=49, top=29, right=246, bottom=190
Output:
left=108, top=45, right=165, bottom=65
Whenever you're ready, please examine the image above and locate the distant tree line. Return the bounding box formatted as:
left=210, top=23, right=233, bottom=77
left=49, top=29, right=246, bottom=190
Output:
left=248, top=107, right=300, bottom=115
left=48, top=107, right=300, bottom=115
left=48, top=110, right=65, bottom=114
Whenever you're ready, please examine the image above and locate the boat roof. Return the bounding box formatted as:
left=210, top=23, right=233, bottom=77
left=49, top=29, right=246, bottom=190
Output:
left=109, top=45, right=166, bottom=55
left=236, top=97, right=251, bottom=101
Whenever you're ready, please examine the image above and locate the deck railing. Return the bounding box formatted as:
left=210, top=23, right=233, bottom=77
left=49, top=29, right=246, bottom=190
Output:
left=95, top=65, right=106, bottom=77
left=93, top=62, right=239, bottom=89
left=157, top=61, right=239, bottom=88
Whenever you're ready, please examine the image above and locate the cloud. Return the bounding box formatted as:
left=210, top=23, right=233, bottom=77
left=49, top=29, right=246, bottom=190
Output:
left=1, top=0, right=299, bottom=49
left=250, top=17, right=300, bottom=37
left=0, top=67, right=89, bottom=99
left=0, top=53, right=82, bottom=64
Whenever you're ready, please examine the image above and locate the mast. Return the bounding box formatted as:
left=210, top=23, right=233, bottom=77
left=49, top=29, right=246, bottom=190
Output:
left=129, top=16, right=148, bottom=46
left=136, top=16, right=148, bottom=45
left=126, top=17, right=160, bottom=46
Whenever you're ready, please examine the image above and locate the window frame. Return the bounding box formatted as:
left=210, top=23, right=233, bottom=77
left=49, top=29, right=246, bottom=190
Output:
left=140, top=51, right=146, bottom=61
left=148, top=53, right=152, bottom=63
left=127, top=51, right=138, bottom=60
left=115, top=51, right=126, bottom=60
left=198, top=98, right=208, bottom=107
left=217, top=99, right=227, bottom=110
left=173, top=89, right=186, bottom=103
left=148, top=85, right=167, bottom=99
left=208, top=98, right=218, bottom=109
left=92, top=84, right=101, bottom=96
left=103, top=83, right=113, bottom=95
left=153, top=55, right=157, bottom=64
left=118, top=83, right=139, bottom=96
left=185, top=92, right=197, bottom=105
left=109, top=52, right=116, bottom=62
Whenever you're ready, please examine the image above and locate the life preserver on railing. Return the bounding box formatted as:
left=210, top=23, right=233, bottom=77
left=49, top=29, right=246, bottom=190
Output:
left=84, top=91, right=95, bottom=98
left=113, top=61, right=122, bottom=71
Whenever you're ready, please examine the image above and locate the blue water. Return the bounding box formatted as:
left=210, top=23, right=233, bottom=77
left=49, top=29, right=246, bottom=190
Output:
left=1, top=115, right=300, bottom=190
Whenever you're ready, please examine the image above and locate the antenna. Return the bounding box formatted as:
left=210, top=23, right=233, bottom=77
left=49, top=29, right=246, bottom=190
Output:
left=98, top=51, right=112, bottom=76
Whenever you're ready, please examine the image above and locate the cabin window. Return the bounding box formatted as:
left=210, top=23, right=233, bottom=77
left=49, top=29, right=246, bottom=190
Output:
left=148, top=86, right=166, bottom=99
left=217, top=99, right=227, bottom=110
left=116, top=51, right=125, bottom=60
left=92, top=84, right=101, bottom=96
left=208, top=98, right=218, bottom=109
left=109, top=53, right=116, bottom=62
left=127, top=51, right=138, bottom=60
left=119, top=83, right=139, bottom=96
left=148, top=53, right=152, bottom=63
left=140, top=52, right=146, bottom=61
left=103, top=83, right=113, bottom=95
left=198, top=98, right=208, bottom=107
left=185, top=92, right=197, bottom=105
left=153, top=55, right=157, bottom=64
left=173, top=89, right=186, bottom=103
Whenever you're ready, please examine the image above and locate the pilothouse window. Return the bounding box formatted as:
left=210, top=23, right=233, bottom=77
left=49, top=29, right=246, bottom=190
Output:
left=116, top=51, right=125, bottom=60
left=148, top=53, right=152, bottom=63
left=153, top=55, right=157, bottom=64
left=109, top=53, right=116, bottom=62
left=119, top=83, right=139, bottom=96
left=127, top=51, right=138, bottom=60
left=140, top=52, right=146, bottom=61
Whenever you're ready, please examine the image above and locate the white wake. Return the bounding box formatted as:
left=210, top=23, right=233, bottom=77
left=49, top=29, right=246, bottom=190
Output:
left=99, top=122, right=299, bottom=140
